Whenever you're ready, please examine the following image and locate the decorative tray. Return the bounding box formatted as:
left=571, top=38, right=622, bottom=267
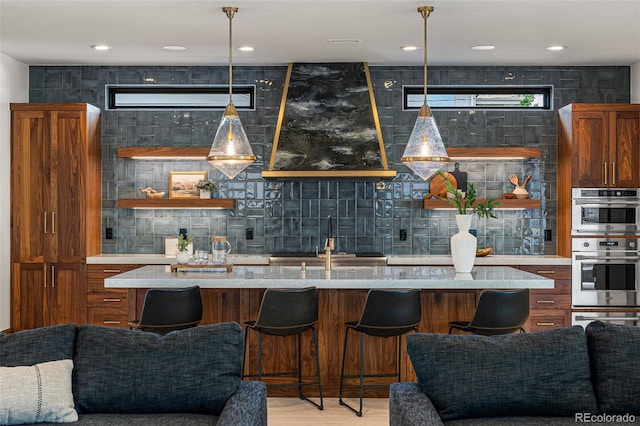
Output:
left=170, top=263, right=233, bottom=272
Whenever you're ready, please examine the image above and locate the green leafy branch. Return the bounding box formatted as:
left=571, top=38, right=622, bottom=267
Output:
left=437, top=171, right=501, bottom=218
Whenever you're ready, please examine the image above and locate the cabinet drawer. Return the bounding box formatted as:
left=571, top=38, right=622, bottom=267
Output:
left=87, top=308, right=129, bottom=329
left=87, top=292, right=128, bottom=310
left=519, top=265, right=571, bottom=281
left=527, top=313, right=567, bottom=332
left=87, top=265, right=139, bottom=285
left=530, top=294, right=571, bottom=309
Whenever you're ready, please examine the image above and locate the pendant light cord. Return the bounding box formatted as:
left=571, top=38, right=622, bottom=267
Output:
left=421, top=7, right=432, bottom=106
left=223, top=7, right=237, bottom=105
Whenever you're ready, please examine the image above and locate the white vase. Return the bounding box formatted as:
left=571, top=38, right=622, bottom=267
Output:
left=451, top=214, right=477, bottom=273
left=199, top=189, right=211, bottom=199
left=176, top=250, right=191, bottom=264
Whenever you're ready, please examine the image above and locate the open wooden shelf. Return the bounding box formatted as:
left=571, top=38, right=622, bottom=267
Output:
left=118, top=147, right=209, bottom=159
left=118, top=198, right=234, bottom=209
left=118, top=146, right=541, bottom=161
left=446, top=147, right=540, bottom=159
left=423, top=198, right=541, bottom=210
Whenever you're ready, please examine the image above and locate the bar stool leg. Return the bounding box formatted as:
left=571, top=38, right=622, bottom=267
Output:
left=242, top=326, right=249, bottom=378
left=257, top=332, right=263, bottom=382
left=339, top=326, right=364, bottom=416
left=297, top=333, right=303, bottom=399
left=312, top=327, right=324, bottom=409
left=357, top=331, right=364, bottom=416
left=338, top=326, right=349, bottom=407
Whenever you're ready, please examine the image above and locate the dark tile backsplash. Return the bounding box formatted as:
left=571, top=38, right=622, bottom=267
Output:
left=29, top=65, right=630, bottom=256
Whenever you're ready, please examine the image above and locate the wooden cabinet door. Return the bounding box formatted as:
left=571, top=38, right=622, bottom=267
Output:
left=47, top=262, right=86, bottom=325
left=10, top=111, right=53, bottom=262
left=12, top=263, right=47, bottom=330
left=51, top=110, right=86, bottom=263
left=574, top=111, right=608, bottom=187
left=609, top=110, right=640, bottom=187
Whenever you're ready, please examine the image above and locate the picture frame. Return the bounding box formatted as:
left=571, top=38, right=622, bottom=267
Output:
left=169, top=171, right=207, bottom=199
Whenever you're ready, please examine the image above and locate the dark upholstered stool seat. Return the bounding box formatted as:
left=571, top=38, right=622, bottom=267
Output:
left=339, top=288, right=421, bottom=417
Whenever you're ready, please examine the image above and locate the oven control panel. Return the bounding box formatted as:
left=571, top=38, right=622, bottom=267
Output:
left=572, top=237, right=639, bottom=252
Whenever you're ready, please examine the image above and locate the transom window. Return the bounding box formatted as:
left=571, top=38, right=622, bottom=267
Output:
left=403, top=85, right=552, bottom=111
left=106, top=85, right=255, bottom=110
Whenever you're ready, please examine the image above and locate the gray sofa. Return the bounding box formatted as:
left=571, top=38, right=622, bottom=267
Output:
left=390, top=321, right=640, bottom=425
left=0, top=322, right=266, bottom=425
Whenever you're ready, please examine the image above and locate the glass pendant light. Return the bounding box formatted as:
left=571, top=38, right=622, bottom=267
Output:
left=401, top=6, right=449, bottom=180
left=207, top=6, right=256, bottom=179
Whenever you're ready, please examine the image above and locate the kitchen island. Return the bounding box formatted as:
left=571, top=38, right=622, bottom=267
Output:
left=104, top=264, right=553, bottom=289
left=105, top=264, right=552, bottom=398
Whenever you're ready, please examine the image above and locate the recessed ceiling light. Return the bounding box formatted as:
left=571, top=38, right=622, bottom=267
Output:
left=471, top=45, right=495, bottom=51
left=402, top=46, right=420, bottom=51
left=237, top=46, right=254, bottom=52
left=91, top=45, right=110, bottom=51
left=546, top=45, right=566, bottom=51
left=162, top=45, right=186, bottom=51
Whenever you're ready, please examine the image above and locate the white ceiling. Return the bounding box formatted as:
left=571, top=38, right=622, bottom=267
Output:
left=1, top=0, right=640, bottom=67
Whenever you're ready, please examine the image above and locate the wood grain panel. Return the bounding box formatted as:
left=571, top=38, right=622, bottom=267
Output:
left=610, top=110, right=640, bottom=187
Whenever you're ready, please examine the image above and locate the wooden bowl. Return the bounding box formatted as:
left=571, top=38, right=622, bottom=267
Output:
left=476, top=248, right=493, bottom=257
left=503, top=193, right=515, bottom=199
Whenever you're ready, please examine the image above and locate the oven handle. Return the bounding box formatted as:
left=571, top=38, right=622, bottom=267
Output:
left=574, top=315, right=640, bottom=322
left=574, top=255, right=640, bottom=261
left=573, top=199, right=639, bottom=206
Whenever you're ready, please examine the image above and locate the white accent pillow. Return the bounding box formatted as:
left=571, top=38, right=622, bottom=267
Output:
left=0, top=359, right=78, bottom=424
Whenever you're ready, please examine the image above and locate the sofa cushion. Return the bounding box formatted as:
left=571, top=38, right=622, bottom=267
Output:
left=407, top=326, right=598, bottom=421
left=0, top=324, right=77, bottom=367
left=586, top=320, right=640, bottom=414
left=73, top=323, right=243, bottom=416
left=0, top=359, right=78, bottom=424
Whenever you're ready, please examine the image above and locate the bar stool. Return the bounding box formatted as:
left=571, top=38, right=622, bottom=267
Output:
left=243, top=286, right=323, bottom=410
left=448, top=288, right=530, bottom=335
left=128, top=286, right=203, bottom=335
left=339, top=288, right=421, bottom=416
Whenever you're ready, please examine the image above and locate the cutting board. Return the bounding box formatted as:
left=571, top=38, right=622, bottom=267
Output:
left=450, top=162, right=468, bottom=191
left=425, top=172, right=457, bottom=199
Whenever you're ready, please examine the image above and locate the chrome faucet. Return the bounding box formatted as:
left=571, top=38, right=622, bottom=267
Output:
left=318, top=215, right=335, bottom=271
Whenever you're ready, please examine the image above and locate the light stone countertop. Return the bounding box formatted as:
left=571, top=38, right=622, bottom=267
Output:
left=386, top=255, right=571, bottom=266
left=104, top=264, right=553, bottom=290
left=87, top=254, right=270, bottom=265
left=88, top=254, right=569, bottom=266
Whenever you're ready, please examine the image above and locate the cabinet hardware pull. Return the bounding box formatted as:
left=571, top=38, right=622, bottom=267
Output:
left=43, top=264, right=47, bottom=288
left=612, top=162, right=616, bottom=186
left=536, top=300, right=556, bottom=304
left=43, top=212, right=47, bottom=234
left=103, top=298, right=121, bottom=302
left=535, top=270, right=555, bottom=274
left=103, top=269, right=122, bottom=273
left=536, top=322, right=555, bottom=326
left=51, top=211, right=55, bottom=234
left=51, top=265, right=55, bottom=288
left=103, top=321, right=122, bottom=324
left=604, top=162, right=608, bottom=185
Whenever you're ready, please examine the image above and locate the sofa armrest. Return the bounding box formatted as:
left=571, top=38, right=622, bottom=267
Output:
left=389, top=382, right=444, bottom=426
left=217, top=381, right=267, bottom=426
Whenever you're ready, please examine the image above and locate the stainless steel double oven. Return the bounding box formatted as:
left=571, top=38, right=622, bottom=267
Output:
left=571, top=188, right=640, bottom=326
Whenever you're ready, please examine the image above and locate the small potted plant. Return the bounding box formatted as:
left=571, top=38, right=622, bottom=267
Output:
left=196, top=179, right=219, bottom=199
left=437, top=172, right=501, bottom=273
left=176, top=233, right=193, bottom=264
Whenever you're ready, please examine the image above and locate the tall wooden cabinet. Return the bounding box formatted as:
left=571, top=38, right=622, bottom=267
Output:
left=557, top=103, right=640, bottom=256
left=10, top=103, right=101, bottom=331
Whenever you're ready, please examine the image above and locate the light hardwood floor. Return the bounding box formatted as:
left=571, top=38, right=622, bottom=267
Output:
left=268, top=397, right=389, bottom=425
